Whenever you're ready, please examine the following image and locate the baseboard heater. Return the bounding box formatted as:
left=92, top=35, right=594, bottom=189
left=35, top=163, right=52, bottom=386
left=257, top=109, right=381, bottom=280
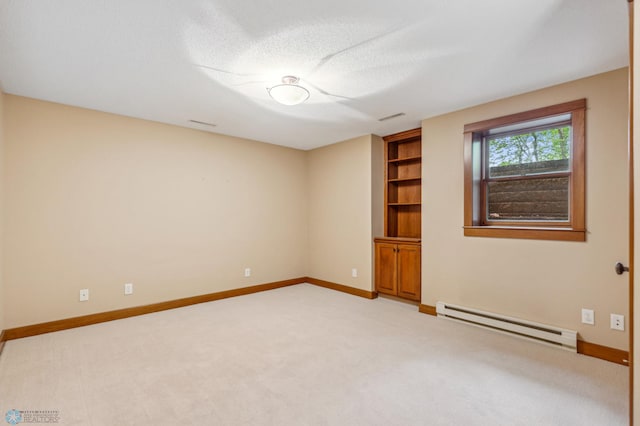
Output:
left=436, top=302, right=577, bottom=352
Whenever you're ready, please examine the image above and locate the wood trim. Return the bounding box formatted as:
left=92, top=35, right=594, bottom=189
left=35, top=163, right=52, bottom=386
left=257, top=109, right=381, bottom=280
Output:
left=463, top=226, right=585, bottom=242
left=305, top=277, right=378, bottom=299
left=463, top=100, right=586, bottom=241
left=628, top=2, right=635, bottom=424
left=0, top=331, right=5, bottom=355
left=2, top=278, right=306, bottom=341
left=571, top=107, right=587, bottom=231
left=419, top=304, right=437, bottom=316
left=382, top=127, right=421, bottom=142
left=463, top=99, right=587, bottom=133
left=577, top=340, right=630, bottom=366
left=463, top=132, right=475, bottom=227
left=384, top=134, right=389, bottom=236
left=374, top=237, right=421, bottom=244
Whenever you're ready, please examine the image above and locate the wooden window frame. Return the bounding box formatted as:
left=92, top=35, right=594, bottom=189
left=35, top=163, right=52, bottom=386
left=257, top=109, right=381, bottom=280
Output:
left=463, top=99, right=586, bottom=241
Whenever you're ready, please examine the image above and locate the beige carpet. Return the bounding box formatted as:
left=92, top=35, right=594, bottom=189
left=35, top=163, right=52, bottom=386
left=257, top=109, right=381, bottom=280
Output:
left=0, top=284, right=628, bottom=425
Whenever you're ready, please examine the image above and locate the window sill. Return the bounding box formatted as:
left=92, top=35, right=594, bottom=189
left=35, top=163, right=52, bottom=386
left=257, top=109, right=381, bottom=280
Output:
left=463, top=226, right=586, bottom=242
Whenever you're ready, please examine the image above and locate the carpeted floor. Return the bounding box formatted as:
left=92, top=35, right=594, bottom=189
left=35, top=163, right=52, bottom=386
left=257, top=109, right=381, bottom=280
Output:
left=0, top=284, right=628, bottom=425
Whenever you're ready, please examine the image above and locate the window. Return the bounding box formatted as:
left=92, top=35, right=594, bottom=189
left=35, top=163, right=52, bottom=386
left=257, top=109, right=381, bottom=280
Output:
left=463, top=99, right=586, bottom=241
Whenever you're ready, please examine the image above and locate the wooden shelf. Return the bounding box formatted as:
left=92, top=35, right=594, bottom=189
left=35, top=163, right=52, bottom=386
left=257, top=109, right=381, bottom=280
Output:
left=377, top=127, right=422, bottom=303
left=383, top=128, right=422, bottom=239
left=388, top=156, right=422, bottom=163
left=374, top=237, right=421, bottom=244
left=389, top=177, right=421, bottom=183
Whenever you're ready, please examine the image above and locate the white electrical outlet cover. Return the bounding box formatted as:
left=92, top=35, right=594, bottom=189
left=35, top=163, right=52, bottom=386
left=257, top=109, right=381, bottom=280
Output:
left=581, top=308, right=594, bottom=325
left=610, top=314, right=625, bottom=331
left=79, top=289, right=89, bottom=302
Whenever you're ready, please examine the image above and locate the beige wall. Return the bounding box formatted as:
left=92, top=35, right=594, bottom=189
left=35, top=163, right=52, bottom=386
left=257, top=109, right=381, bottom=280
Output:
left=371, top=135, right=384, bottom=278
left=3, top=95, right=308, bottom=328
left=0, top=91, right=4, bottom=333
left=634, top=4, right=639, bottom=421
left=423, top=68, right=629, bottom=350
left=307, top=135, right=377, bottom=290
left=2, top=69, right=632, bottom=353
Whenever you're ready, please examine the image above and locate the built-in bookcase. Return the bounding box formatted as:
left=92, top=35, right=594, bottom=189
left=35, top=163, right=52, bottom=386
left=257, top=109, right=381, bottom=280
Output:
left=384, top=128, right=421, bottom=238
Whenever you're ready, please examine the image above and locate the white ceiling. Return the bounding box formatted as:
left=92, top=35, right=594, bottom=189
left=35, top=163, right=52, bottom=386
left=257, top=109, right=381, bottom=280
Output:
left=0, top=0, right=629, bottom=150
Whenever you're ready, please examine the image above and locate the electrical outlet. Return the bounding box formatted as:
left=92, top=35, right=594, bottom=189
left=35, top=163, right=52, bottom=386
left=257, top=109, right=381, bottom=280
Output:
left=352, top=268, right=358, bottom=278
left=610, top=314, right=625, bottom=331
left=79, top=289, right=89, bottom=302
left=244, top=268, right=251, bottom=277
left=124, top=283, right=133, bottom=295
left=581, top=308, right=594, bottom=325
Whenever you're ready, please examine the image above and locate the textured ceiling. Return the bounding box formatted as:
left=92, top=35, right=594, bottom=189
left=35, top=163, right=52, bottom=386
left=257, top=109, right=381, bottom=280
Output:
left=0, top=0, right=629, bottom=150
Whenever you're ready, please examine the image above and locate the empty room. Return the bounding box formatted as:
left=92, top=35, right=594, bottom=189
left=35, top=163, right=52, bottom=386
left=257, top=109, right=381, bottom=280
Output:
left=0, top=1, right=638, bottom=425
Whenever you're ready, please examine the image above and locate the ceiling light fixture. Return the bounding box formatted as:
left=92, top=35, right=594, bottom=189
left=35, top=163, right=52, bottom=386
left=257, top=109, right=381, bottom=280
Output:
left=267, top=76, right=310, bottom=106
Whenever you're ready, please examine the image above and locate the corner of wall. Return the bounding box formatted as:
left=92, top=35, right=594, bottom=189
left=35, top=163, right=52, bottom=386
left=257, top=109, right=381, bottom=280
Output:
left=302, top=148, right=311, bottom=280
left=371, top=134, right=384, bottom=238
left=370, top=134, right=384, bottom=283
left=306, top=135, right=376, bottom=290
left=633, top=3, right=640, bottom=415
left=0, top=90, right=5, bottom=333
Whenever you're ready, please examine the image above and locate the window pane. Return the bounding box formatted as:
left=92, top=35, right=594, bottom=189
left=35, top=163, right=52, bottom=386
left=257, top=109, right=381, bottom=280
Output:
left=488, top=126, right=571, bottom=178
left=487, top=176, right=569, bottom=222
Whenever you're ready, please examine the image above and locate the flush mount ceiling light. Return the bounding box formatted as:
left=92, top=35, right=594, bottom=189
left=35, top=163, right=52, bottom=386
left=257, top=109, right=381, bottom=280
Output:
left=267, top=76, right=310, bottom=106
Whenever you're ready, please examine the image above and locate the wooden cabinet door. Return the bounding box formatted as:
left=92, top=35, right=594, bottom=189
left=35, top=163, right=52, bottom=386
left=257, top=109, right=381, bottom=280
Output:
left=375, top=243, right=397, bottom=295
left=397, top=244, right=421, bottom=301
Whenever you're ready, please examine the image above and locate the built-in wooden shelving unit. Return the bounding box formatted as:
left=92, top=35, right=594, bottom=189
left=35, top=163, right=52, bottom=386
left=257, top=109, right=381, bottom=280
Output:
left=383, top=128, right=422, bottom=239
left=375, top=128, right=422, bottom=302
